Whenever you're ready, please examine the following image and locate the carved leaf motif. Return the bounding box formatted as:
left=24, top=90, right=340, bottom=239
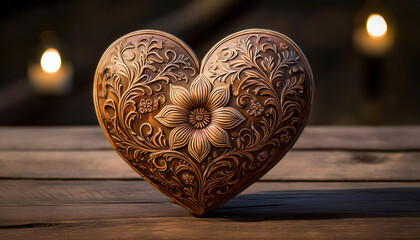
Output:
left=188, top=130, right=211, bottom=163
left=154, top=105, right=188, bottom=128
left=169, top=85, right=194, bottom=110
left=204, top=124, right=230, bottom=148
left=206, top=85, right=230, bottom=111
left=169, top=123, right=193, bottom=149
left=212, top=107, right=246, bottom=129
left=190, top=75, right=212, bottom=106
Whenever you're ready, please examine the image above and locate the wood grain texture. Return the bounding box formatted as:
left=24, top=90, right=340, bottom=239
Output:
left=1, top=181, right=419, bottom=239
left=294, top=126, right=420, bottom=151
left=0, top=127, right=109, bottom=151
left=1, top=216, right=419, bottom=240
left=1, top=150, right=420, bottom=180
left=3, top=180, right=419, bottom=205
left=1, top=126, right=419, bottom=151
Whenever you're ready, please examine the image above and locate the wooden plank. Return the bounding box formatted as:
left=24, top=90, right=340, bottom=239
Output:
left=1, top=150, right=419, bottom=181
left=0, top=151, right=139, bottom=179
left=0, top=215, right=419, bottom=240
left=1, top=126, right=419, bottom=151
left=295, top=126, right=420, bottom=151
left=0, top=127, right=110, bottom=151
left=1, top=181, right=419, bottom=239
left=1, top=180, right=419, bottom=205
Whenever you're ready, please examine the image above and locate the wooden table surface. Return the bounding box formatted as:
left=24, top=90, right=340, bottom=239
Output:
left=0, top=126, right=419, bottom=239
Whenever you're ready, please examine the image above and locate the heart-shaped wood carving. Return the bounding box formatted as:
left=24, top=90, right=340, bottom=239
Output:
left=93, top=29, right=313, bottom=216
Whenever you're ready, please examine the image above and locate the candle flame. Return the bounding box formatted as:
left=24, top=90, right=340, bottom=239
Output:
left=366, top=14, right=387, bottom=38
left=41, top=48, right=61, bottom=73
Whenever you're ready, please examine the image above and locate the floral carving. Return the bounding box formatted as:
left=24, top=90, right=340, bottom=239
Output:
left=182, top=172, right=195, bottom=185
left=280, top=132, right=292, bottom=144
left=154, top=75, right=245, bottom=162
left=248, top=99, right=265, bottom=117
left=94, top=30, right=312, bottom=216
left=138, top=99, right=153, bottom=113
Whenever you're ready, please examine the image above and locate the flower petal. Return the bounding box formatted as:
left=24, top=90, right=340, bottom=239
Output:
left=154, top=105, right=188, bottom=128
left=169, top=123, right=192, bottom=149
left=190, top=75, right=212, bottom=106
left=188, top=129, right=211, bottom=163
left=212, top=107, right=246, bottom=129
left=204, top=124, right=230, bottom=148
left=206, top=85, right=230, bottom=111
left=170, top=85, right=193, bottom=110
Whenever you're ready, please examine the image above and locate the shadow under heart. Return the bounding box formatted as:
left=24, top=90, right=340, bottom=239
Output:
left=205, top=187, right=420, bottom=221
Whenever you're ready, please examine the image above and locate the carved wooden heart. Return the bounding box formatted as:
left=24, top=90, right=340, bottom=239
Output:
left=93, top=29, right=314, bottom=216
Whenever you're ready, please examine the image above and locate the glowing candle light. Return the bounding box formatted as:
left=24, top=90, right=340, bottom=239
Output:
left=366, top=14, right=387, bottom=38
left=28, top=48, right=73, bottom=94
left=353, top=11, right=394, bottom=57
left=40, top=48, right=62, bottom=73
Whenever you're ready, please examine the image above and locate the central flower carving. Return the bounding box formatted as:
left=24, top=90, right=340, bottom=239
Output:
left=154, top=75, right=245, bottom=162
left=189, top=108, right=211, bottom=129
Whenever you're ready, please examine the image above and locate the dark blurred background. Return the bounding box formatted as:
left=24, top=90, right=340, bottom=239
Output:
left=0, top=0, right=419, bottom=126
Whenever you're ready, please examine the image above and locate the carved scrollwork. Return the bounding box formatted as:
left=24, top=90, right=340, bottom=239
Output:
left=94, top=29, right=313, bottom=215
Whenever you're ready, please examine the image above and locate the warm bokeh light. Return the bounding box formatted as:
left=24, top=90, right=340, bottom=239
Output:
left=366, top=14, right=387, bottom=37
left=41, top=48, right=61, bottom=73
